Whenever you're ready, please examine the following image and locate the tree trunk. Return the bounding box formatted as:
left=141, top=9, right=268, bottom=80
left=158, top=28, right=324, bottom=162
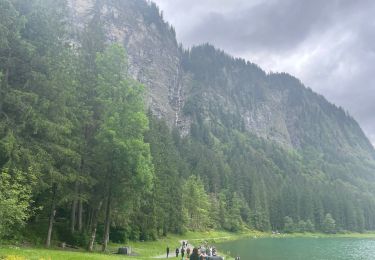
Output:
left=0, top=52, right=11, bottom=115
left=88, top=201, right=102, bottom=252
left=78, top=198, right=83, bottom=232
left=87, top=206, right=93, bottom=233
left=71, top=181, right=79, bottom=233
left=101, top=191, right=112, bottom=252
left=77, top=147, right=86, bottom=233
left=46, top=183, right=57, bottom=247
left=88, top=223, right=98, bottom=252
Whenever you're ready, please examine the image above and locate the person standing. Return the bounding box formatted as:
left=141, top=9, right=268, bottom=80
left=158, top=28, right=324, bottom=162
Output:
left=187, top=247, right=191, bottom=258
left=176, top=248, right=180, bottom=257
left=167, top=246, right=170, bottom=258
left=189, top=248, right=200, bottom=260
left=181, top=247, right=185, bottom=259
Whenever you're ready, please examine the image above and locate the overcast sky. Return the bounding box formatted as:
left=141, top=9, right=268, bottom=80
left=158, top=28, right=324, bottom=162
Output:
left=153, top=0, right=375, bottom=147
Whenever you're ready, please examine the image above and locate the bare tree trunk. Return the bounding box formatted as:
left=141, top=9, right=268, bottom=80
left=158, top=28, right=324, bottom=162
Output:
left=46, top=183, right=57, bottom=247
left=88, top=201, right=102, bottom=252
left=77, top=149, right=86, bottom=233
left=0, top=52, right=11, bottom=115
left=87, top=206, right=93, bottom=233
left=78, top=198, right=83, bottom=232
left=101, top=191, right=112, bottom=252
left=71, top=181, right=79, bottom=233
left=88, top=223, right=98, bottom=252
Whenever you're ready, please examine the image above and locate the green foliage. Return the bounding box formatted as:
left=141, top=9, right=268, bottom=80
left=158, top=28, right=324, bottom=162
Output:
left=305, top=219, right=315, bottom=232
left=0, top=169, right=35, bottom=240
left=145, top=117, right=184, bottom=235
left=323, top=214, right=336, bottom=234
left=92, top=44, right=154, bottom=249
left=283, top=216, right=295, bottom=233
left=94, top=44, right=153, bottom=193
left=227, top=192, right=243, bottom=232
left=182, top=175, right=211, bottom=231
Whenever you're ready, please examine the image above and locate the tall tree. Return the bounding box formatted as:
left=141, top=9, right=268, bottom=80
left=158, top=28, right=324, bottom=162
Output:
left=182, top=175, right=211, bottom=230
left=93, top=44, right=154, bottom=251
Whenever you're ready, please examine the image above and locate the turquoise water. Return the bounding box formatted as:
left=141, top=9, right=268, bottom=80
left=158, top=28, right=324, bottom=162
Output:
left=218, top=237, right=375, bottom=260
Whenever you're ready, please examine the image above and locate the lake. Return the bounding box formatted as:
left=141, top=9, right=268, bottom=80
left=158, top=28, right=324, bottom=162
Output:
left=217, top=237, right=375, bottom=260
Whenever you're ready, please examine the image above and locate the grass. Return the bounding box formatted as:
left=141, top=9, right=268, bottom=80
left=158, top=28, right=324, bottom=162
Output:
left=0, top=247, right=141, bottom=260
left=0, top=230, right=244, bottom=260
left=1, top=230, right=375, bottom=260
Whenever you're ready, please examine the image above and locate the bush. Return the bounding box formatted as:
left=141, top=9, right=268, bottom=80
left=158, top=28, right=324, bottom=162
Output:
left=55, top=223, right=89, bottom=247
left=283, top=216, right=295, bottom=233
left=0, top=169, right=34, bottom=241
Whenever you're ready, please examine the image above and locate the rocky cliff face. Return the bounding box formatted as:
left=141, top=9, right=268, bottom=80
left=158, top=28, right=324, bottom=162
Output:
left=67, top=0, right=375, bottom=161
left=68, top=0, right=190, bottom=134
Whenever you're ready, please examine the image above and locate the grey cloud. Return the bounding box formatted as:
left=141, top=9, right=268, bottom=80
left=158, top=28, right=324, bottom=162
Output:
left=181, top=0, right=372, bottom=53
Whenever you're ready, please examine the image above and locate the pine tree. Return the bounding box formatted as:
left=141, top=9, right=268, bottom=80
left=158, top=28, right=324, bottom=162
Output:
left=182, top=175, right=211, bottom=230
left=94, top=44, right=154, bottom=251
left=323, top=213, right=336, bottom=234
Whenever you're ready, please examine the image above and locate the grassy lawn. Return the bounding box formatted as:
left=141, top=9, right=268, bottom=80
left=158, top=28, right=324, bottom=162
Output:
left=0, top=247, right=144, bottom=260
left=0, top=230, right=247, bottom=260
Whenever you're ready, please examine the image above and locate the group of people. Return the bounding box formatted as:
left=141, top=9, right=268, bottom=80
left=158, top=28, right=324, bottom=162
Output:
left=168, top=241, right=225, bottom=260
left=196, top=244, right=217, bottom=259
left=174, top=240, right=191, bottom=259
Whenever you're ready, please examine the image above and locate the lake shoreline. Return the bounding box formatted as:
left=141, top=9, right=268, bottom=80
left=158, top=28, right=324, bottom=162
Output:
left=1, top=230, right=375, bottom=259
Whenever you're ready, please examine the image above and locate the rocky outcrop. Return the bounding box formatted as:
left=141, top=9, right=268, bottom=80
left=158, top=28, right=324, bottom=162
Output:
left=67, top=0, right=190, bottom=133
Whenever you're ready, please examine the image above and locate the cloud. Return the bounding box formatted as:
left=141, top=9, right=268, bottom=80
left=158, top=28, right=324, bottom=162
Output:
left=153, top=0, right=375, bottom=146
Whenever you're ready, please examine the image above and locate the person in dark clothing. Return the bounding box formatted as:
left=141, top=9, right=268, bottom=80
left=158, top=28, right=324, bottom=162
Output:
left=167, top=246, right=170, bottom=258
left=176, top=248, right=180, bottom=257
left=189, top=248, right=200, bottom=260
left=181, top=247, right=185, bottom=259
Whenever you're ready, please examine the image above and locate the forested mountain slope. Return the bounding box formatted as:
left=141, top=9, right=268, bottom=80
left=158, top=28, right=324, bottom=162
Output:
left=66, top=0, right=375, bottom=232
left=1, top=0, right=375, bottom=247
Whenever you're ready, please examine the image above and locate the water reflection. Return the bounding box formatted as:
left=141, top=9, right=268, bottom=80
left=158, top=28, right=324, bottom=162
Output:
left=218, top=237, right=375, bottom=260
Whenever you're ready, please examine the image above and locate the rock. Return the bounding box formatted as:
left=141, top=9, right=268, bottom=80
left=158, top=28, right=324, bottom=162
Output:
left=118, top=246, right=131, bottom=255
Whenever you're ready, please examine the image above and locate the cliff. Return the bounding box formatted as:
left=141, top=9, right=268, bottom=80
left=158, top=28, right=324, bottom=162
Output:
left=67, top=0, right=375, bottom=174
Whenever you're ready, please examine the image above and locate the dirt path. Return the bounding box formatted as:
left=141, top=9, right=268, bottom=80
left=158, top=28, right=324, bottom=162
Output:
left=152, top=239, right=227, bottom=259
left=153, top=240, right=194, bottom=259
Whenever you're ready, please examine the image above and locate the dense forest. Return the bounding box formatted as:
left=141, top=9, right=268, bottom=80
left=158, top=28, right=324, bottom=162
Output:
left=1, top=0, right=375, bottom=251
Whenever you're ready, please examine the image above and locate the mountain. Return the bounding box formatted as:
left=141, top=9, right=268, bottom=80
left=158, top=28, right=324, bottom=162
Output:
left=68, top=0, right=375, bottom=166
left=63, top=0, right=375, bottom=233
left=1, top=0, right=375, bottom=245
